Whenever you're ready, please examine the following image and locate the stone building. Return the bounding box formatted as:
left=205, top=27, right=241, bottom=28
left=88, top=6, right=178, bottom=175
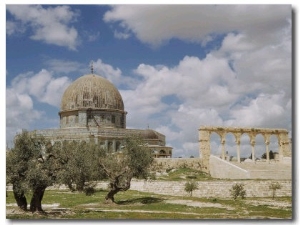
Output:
left=31, top=72, right=172, bottom=158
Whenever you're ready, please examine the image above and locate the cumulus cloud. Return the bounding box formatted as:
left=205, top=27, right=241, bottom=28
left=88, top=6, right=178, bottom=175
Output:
left=226, top=92, right=288, bottom=128
left=104, top=5, right=290, bottom=48
left=6, top=5, right=80, bottom=50
left=6, top=89, right=43, bottom=146
left=9, top=69, right=72, bottom=107
left=6, top=69, right=72, bottom=146
left=119, top=14, right=291, bottom=157
left=92, top=59, right=123, bottom=85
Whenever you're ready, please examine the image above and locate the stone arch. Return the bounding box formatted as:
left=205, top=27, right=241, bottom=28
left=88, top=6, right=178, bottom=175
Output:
left=225, top=132, right=236, bottom=161
left=199, top=126, right=290, bottom=171
left=159, top=149, right=166, bottom=155
left=209, top=132, right=222, bottom=156
left=116, top=141, right=121, bottom=151
left=269, top=134, right=279, bottom=160
left=255, top=133, right=265, bottom=160
left=240, top=133, right=251, bottom=161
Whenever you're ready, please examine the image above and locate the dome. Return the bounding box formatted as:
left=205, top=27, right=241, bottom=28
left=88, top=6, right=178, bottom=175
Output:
left=142, top=129, right=159, bottom=139
left=60, top=74, right=124, bottom=112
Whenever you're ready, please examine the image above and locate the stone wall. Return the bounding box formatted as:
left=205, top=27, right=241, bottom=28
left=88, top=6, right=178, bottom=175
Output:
left=95, top=180, right=292, bottom=198
left=152, top=158, right=207, bottom=172
left=209, top=155, right=250, bottom=179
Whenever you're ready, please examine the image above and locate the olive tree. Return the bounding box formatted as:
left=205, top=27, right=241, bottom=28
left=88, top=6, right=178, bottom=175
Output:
left=6, top=130, right=58, bottom=212
left=99, top=135, right=154, bottom=203
left=53, top=140, right=105, bottom=193
left=184, top=180, right=198, bottom=197
left=269, top=182, right=282, bottom=199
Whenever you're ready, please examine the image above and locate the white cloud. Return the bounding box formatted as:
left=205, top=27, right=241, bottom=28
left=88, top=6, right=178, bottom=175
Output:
left=45, top=59, right=84, bottom=74
left=6, top=89, right=43, bottom=146
left=93, top=59, right=125, bottom=86
left=6, top=69, right=72, bottom=146
left=120, top=24, right=291, bottom=157
left=104, top=5, right=290, bottom=48
left=9, top=69, right=72, bottom=107
left=226, top=92, right=288, bottom=128
left=87, top=31, right=100, bottom=42
left=6, top=5, right=79, bottom=50
left=6, top=20, right=25, bottom=36
left=114, top=30, right=131, bottom=39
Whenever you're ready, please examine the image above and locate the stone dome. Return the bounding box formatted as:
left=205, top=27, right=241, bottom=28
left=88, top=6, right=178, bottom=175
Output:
left=142, top=129, right=159, bottom=139
left=60, top=74, right=124, bottom=112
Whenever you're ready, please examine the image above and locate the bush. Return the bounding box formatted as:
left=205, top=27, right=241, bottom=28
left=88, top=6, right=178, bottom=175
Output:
left=269, top=182, right=282, bottom=199
left=184, top=180, right=198, bottom=197
left=230, top=183, right=246, bottom=200
left=84, top=187, right=95, bottom=196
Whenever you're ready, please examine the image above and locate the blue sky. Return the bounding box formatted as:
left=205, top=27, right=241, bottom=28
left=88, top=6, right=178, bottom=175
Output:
left=5, top=4, right=292, bottom=158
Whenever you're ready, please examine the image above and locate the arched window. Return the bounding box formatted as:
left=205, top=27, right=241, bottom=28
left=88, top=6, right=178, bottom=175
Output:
left=159, top=150, right=166, bottom=155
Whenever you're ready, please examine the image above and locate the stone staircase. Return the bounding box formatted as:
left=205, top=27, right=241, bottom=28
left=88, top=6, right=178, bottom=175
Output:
left=209, top=155, right=292, bottom=180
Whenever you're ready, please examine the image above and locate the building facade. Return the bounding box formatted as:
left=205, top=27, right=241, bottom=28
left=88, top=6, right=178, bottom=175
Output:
left=32, top=73, right=172, bottom=158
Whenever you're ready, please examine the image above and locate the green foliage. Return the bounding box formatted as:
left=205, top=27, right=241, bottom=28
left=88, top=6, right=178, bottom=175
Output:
left=162, top=167, right=211, bottom=181
left=6, top=130, right=58, bottom=211
left=269, top=182, right=282, bottom=199
left=99, top=134, right=154, bottom=202
left=261, top=150, right=275, bottom=160
left=230, top=183, right=246, bottom=200
left=184, top=180, right=198, bottom=196
left=84, top=187, right=96, bottom=196
left=53, top=140, right=106, bottom=192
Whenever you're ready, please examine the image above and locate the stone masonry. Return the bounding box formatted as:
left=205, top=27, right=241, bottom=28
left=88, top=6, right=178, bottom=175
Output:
left=94, top=180, right=292, bottom=198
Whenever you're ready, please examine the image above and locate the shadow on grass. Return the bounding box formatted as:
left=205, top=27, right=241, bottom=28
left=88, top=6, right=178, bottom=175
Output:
left=117, top=197, right=164, bottom=205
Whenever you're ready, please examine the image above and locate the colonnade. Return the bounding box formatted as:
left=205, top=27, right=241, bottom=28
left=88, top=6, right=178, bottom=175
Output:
left=199, top=126, right=291, bottom=169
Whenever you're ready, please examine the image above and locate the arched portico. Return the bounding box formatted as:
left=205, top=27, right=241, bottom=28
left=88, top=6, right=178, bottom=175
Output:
left=199, top=126, right=291, bottom=169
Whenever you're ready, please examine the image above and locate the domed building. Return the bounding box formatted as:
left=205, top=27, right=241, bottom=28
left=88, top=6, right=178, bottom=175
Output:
left=32, top=72, right=172, bottom=158
left=59, top=74, right=127, bottom=129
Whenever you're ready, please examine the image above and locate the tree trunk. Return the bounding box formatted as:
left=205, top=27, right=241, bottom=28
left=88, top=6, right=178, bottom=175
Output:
left=105, top=175, right=132, bottom=203
left=13, top=184, right=27, bottom=211
left=105, top=187, right=119, bottom=203
left=30, top=186, right=46, bottom=212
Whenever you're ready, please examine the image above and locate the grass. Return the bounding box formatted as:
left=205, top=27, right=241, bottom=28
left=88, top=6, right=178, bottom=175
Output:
left=6, top=188, right=292, bottom=220
left=155, top=167, right=214, bottom=181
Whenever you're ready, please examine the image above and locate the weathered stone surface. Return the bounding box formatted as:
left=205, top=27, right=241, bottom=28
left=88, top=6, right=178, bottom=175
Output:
left=92, top=180, right=292, bottom=198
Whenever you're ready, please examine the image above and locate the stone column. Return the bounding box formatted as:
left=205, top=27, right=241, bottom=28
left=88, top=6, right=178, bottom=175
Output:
left=251, top=140, right=255, bottom=162
left=113, top=140, right=116, bottom=152
left=198, top=127, right=210, bottom=173
left=264, top=134, right=270, bottom=163
left=236, top=139, right=241, bottom=163
left=221, top=138, right=226, bottom=160
left=234, top=133, right=241, bottom=163
left=278, top=131, right=291, bottom=162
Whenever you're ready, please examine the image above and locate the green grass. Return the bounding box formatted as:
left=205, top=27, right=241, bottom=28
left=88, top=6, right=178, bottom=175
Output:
left=6, top=188, right=292, bottom=220
left=156, top=167, right=214, bottom=181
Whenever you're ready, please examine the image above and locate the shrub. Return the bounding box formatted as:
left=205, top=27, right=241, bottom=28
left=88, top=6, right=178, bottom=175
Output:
left=184, top=180, right=198, bottom=197
left=230, top=183, right=246, bottom=200
left=269, top=182, right=282, bottom=199
left=84, top=187, right=95, bottom=196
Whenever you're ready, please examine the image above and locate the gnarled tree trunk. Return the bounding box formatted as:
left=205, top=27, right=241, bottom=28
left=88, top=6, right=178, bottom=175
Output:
left=13, top=184, right=27, bottom=211
left=105, top=174, right=132, bottom=203
left=29, top=186, right=46, bottom=212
